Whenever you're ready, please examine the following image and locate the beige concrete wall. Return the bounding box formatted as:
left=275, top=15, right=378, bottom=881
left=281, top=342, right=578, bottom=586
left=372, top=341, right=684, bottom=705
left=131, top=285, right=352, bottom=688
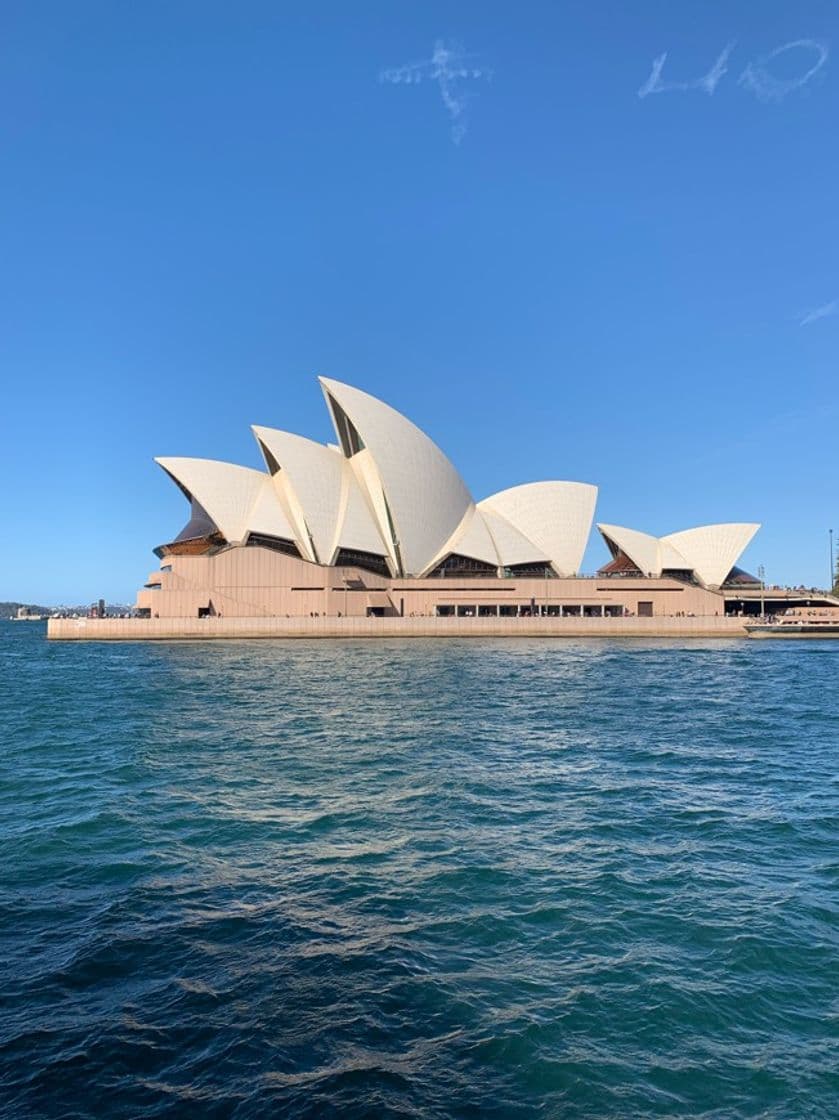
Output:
left=49, top=615, right=748, bottom=641
left=137, top=545, right=726, bottom=621
left=137, top=548, right=389, bottom=619
left=391, top=576, right=722, bottom=618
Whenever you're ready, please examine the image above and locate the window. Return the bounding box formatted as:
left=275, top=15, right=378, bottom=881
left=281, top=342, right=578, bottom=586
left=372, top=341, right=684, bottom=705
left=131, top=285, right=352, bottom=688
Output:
left=154, top=532, right=225, bottom=559
left=598, top=551, right=641, bottom=576
left=661, top=569, right=696, bottom=584
left=504, top=563, right=555, bottom=578
left=246, top=534, right=301, bottom=558
left=154, top=498, right=226, bottom=558
left=637, top=601, right=653, bottom=617
left=334, top=548, right=391, bottom=578
left=427, top=553, right=498, bottom=578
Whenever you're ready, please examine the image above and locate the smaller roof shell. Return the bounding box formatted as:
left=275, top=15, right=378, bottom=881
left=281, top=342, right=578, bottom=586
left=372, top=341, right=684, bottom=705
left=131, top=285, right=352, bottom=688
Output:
left=334, top=455, right=391, bottom=559
left=247, top=477, right=300, bottom=544
left=431, top=506, right=500, bottom=570
left=598, top=523, right=663, bottom=577
left=662, top=524, right=760, bottom=588
left=155, top=457, right=294, bottom=544
left=598, top=521, right=760, bottom=587
left=479, top=481, right=597, bottom=576
left=480, top=508, right=549, bottom=567
left=253, top=427, right=344, bottom=563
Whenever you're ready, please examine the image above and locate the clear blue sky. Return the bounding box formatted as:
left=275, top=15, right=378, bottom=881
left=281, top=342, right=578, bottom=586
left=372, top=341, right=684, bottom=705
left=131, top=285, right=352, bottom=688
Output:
left=1, top=1, right=837, bottom=602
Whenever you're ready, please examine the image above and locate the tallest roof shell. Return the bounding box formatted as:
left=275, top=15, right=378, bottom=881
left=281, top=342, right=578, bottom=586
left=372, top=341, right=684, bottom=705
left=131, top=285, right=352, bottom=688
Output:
left=318, top=377, right=474, bottom=576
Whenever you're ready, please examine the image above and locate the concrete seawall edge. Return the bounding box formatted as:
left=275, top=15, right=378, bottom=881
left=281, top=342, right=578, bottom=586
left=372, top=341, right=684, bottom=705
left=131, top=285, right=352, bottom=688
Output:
left=47, top=617, right=749, bottom=641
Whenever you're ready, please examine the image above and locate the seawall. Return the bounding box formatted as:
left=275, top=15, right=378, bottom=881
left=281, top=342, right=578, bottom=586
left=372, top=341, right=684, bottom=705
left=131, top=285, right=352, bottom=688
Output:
left=47, top=616, right=749, bottom=641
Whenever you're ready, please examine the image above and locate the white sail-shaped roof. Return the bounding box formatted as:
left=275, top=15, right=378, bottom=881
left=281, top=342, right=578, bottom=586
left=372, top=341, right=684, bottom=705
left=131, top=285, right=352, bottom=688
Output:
left=348, top=450, right=401, bottom=573
left=659, top=538, right=689, bottom=570
left=155, top=458, right=293, bottom=544
left=334, top=454, right=391, bottom=559
left=598, top=523, right=664, bottom=577
left=253, top=427, right=335, bottom=563
left=479, top=481, right=597, bottom=577
left=319, top=377, right=473, bottom=577
left=253, top=427, right=390, bottom=564
left=662, top=524, right=760, bottom=588
left=428, top=506, right=499, bottom=571
left=247, top=477, right=299, bottom=543
left=155, top=379, right=758, bottom=588
left=598, top=522, right=760, bottom=586
left=480, top=508, right=549, bottom=567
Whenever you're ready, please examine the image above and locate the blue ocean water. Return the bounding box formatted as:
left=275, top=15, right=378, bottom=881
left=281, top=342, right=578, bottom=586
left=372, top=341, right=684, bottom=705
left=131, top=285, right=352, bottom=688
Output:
left=0, top=622, right=836, bottom=1119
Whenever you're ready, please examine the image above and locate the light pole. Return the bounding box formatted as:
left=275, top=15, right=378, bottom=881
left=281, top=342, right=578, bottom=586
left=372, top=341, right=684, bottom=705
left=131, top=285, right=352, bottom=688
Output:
left=758, top=564, right=765, bottom=618
left=830, top=529, right=834, bottom=593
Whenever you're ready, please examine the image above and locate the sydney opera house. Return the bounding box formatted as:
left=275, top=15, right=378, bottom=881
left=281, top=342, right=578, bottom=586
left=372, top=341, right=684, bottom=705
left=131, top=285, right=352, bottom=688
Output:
left=135, top=378, right=767, bottom=623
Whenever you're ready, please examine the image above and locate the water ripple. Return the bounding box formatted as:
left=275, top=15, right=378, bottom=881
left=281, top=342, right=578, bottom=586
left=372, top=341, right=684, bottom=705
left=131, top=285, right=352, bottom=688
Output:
left=0, top=626, right=837, bottom=1118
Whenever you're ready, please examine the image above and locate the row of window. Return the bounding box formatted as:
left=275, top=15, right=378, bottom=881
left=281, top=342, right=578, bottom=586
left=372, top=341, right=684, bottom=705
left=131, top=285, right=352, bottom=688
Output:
left=435, top=604, right=629, bottom=618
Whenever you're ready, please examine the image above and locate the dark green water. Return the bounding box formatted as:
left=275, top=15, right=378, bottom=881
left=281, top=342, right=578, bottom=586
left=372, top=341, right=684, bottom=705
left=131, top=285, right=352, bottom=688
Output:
left=1, top=622, right=837, bottom=1118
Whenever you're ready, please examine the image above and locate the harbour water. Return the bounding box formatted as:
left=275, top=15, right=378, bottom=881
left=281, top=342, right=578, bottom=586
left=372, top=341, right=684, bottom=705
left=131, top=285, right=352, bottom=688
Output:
left=1, top=622, right=836, bottom=1118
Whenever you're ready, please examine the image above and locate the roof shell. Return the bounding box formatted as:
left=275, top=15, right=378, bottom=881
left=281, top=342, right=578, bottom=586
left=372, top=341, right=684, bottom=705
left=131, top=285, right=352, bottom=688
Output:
left=598, top=521, right=760, bottom=586
left=319, top=377, right=473, bottom=576
left=335, top=455, right=391, bottom=558
left=252, top=428, right=338, bottom=562
left=662, top=523, right=760, bottom=588
left=433, top=506, right=499, bottom=570
left=348, top=449, right=401, bottom=573
left=480, top=508, right=549, bottom=567
left=247, top=477, right=299, bottom=543
left=155, top=457, right=294, bottom=544
left=154, top=380, right=759, bottom=588
left=480, top=481, right=597, bottom=576
left=597, top=523, right=664, bottom=577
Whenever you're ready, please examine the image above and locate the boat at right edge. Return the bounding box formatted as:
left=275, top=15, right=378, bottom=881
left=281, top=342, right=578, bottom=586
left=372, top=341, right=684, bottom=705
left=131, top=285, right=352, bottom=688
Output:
left=746, top=608, right=839, bottom=638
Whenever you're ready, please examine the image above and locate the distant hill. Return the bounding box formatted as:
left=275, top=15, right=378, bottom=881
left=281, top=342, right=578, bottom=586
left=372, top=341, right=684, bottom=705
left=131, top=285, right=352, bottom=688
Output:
left=0, top=602, right=53, bottom=619
left=0, top=601, right=134, bottom=620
